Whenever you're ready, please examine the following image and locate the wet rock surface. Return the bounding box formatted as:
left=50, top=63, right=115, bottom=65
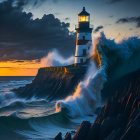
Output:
left=54, top=69, right=140, bottom=140
left=73, top=121, right=91, bottom=140
left=13, top=65, right=87, bottom=100
left=54, top=132, right=62, bottom=140
left=65, top=132, right=71, bottom=140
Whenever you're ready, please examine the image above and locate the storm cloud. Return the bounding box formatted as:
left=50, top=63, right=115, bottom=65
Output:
left=108, top=0, right=124, bottom=4
left=94, top=25, right=104, bottom=33
left=116, top=16, right=140, bottom=28
left=0, top=0, right=76, bottom=61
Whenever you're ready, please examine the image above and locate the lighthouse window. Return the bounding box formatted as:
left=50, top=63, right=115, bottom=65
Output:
left=83, top=49, right=87, bottom=56
left=80, top=59, right=83, bottom=63
left=83, top=36, right=85, bottom=40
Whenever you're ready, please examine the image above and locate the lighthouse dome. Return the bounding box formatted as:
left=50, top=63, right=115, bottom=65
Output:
left=78, top=7, right=90, bottom=16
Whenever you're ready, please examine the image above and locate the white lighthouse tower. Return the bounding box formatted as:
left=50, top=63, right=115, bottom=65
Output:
left=75, top=7, right=93, bottom=64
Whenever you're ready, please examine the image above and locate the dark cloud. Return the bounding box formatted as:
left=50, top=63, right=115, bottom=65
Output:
left=109, top=15, right=114, bottom=18
left=64, top=17, right=70, bottom=21
left=94, top=25, right=104, bottom=33
left=14, top=60, right=25, bottom=63
left=116, top=16, right=140, bottom=28
left=129, top=28, right=133, bottom=31
left=108, top=0, right=124, bottom=4
left=0, top=0, right=76, bottom=61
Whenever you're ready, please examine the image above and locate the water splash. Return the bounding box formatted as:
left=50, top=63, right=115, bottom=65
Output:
left=56, top=32, right=140, bottom=118
left=56, top=61, right=106, bottom=117
left=40, top=50, right=74, bottom=67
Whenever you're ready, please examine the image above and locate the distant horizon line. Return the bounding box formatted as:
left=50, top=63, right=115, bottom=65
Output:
left=0, top=75, right=36, bottom=77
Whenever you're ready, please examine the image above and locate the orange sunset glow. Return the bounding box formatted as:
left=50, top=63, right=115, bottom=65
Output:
left=0, top=60, right=44, bottom=76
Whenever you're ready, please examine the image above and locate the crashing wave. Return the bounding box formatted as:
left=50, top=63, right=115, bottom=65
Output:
left=40, top=49, right=74, bottom=67
left=56, top=32, right=140, bottom=118
left=94, top=32, right=140, bottom=80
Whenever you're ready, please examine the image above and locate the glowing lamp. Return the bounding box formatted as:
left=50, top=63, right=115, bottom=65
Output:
left=79, top=16, right=89, bottom=22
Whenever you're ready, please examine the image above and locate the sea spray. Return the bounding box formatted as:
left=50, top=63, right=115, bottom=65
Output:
left=0, top=79, right=32, bottom=108
left=94, top=32, right=140, bottom=80
left=56, top=62, right=106, bottom=117
left=55, top=33, right=108, bottom=117
left=40, top=49, right=74, bottom=67
left=0, top=33, right=139, bottom=139
left=56, top=32, right=140, bottom=118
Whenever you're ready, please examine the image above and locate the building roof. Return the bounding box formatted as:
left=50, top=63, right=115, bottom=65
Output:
left=78, top=7, right=90, bottom=16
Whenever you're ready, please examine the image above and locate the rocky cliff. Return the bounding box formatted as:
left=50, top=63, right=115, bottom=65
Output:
left=14, top=65, right=88, bottom=100
left=54, top=69, right=140, bottom=140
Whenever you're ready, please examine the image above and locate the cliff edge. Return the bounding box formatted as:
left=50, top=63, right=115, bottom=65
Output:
left=54, top=68, right=140, bottom=140
left=14, top=64, right=88, bottom=100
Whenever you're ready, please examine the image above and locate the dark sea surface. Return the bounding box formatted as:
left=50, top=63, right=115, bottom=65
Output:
left=0, top=76, right=88, bottom=140
left=0, top=33, right=139, bottom=140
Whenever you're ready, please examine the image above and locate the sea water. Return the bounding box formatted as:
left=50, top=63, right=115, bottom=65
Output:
left=0, top=76, right=93, bottom=139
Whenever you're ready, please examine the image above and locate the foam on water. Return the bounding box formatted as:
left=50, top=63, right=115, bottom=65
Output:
left=40, top=49, right=75, bottom=67
left=56, top=62, right=106, bottom=118
left=0, top=78, right=33, bottom=108
left=56, top=32, right=140, bottom=118
left=0, top=32, right=140, bottom=139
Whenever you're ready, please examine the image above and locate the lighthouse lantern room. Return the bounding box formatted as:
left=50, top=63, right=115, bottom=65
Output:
left=75, top=7, right=93, bottom=64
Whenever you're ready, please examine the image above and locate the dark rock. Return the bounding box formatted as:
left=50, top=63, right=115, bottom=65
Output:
left=65, top=132, right=71, bottom=140
left=71, top=69, right=140, bottom=140
left=94, top=107, right=103, bottom=115
left=103, top=100, right=111, bottom=117
left=101, top=68, right=140, bottom=100
left=71, top=131, right=76, bottom=134
left=120, top=125, right=140, bottom=140
left=99, top=117, right=119, bottom=139
left=116, top=113, right=127, bottom=127
left=121, top=112, right=140, bottom=140
left=87, top=123, right=100, bottom=140
left=73, top=121, right=91, bottom=140
left=109, top=99, right=120, bottom=117
left=54, top=132, right=62, bottom=140
left=106, top=128, right=122, bottom=140
left=13, top=65, right=87, bottom=100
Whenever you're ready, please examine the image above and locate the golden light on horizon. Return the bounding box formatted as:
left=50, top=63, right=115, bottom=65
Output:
left=0, top=68, right=38, bottom=76
left=0, top=60, right=44, bottom=76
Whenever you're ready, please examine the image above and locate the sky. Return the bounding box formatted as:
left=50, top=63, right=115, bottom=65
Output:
left=0, top=0, right=140, bottom=76
left=25, top=0, right=140, bottom=39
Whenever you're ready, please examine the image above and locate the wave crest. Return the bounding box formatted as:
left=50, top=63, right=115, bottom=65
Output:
left=56, top=32, right=140, bottom=118
left=94, top=32, right=140, bottom=80
left=40, top=50, right=74, bottom=67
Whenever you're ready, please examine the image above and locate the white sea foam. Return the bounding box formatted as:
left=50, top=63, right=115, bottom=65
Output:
left=0, top=79, right=33, bottom=108
left=40, top=49, right=75, bottom=67
left=1, top=32, right=139, bottom=139
left=56, top=63, right=106, bottom=117
left=56, top=32, right=140, bottom=118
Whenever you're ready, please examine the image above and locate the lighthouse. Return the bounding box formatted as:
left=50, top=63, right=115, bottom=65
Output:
left=75, top=7, right=93, bottom=64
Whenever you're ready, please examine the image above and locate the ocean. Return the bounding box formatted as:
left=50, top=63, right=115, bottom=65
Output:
left=0, top=76, right=93, bottom=140
left=0, top=33, right=139, bottom=140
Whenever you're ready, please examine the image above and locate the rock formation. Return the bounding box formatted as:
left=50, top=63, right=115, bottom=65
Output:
left=14, top=65, right=87, bottom=100
left=73, top=121, right=91, bottom=140
left=54, top=132, right=62, bottom=140
left=54, top=69, right=140, bottom=140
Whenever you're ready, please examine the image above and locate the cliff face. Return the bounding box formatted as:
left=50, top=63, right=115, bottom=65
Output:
left=55, top=69, right=140, bottom=140
left=14, top=65, right=87, bottom=100
left=90, top=69, right=140, bottom=140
